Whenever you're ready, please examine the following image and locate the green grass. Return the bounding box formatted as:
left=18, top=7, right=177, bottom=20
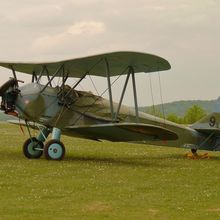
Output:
left=1, top=124, right=220, bottom=219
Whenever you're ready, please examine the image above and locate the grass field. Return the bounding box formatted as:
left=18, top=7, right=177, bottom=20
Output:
left=1, top=124, right=220, bottom=220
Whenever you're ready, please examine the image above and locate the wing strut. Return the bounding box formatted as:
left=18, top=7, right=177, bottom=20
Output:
left=72, top=72, right=87, bottom=89
left=36, top=65, right=47, bottom=83
left=131, top=66, right=139, bottom=123
left=41, top=64, right=64, bottom=93
left=35, top=65, right=52, bottom=87
left=103, top=62, right=139, bottom=123
left=105, top=58, right=114, bottom=120
left=114, top=68, right=130, bottom=120
left=32, top=71, right=38, bottom=83
left=9, top=65, right=18, bottom=87
left=61, top=71, right=88, bottom=101
left=61, top=68, right=69, bottom=87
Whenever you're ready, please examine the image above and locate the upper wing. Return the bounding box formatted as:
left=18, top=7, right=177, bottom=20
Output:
left=64, top=123, right=178, bottom=142
left=0, top=51, right=171, bottom=78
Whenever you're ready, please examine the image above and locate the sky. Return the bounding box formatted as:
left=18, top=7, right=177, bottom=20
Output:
left=0, top=0, right=220, bottom=106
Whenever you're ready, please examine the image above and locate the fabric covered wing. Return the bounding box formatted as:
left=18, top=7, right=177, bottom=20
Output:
left=0, top=51, right=171, bottom=78
left=64, top=123, right=178, bottom=142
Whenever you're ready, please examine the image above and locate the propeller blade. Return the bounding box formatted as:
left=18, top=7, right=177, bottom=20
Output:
left=0, top=78, right=17, bottom=96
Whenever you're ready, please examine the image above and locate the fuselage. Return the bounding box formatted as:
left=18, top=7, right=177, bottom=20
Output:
left=11, top=83, right=204, bottom=149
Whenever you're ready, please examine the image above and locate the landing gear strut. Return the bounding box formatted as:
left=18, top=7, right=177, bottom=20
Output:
left=44, top=127, right=66, bottom=160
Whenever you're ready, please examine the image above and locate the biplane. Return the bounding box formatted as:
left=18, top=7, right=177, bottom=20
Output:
left=0, top=51, right=219, bottom=160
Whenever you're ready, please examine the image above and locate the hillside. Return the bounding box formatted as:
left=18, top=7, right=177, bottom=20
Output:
left=140, top=99, right=216, bottom=116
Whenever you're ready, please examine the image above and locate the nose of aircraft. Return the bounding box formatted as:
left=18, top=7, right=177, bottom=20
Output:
left=0, top=78, right=17, bottom=96
left=0, top=78, right=20, bottom=114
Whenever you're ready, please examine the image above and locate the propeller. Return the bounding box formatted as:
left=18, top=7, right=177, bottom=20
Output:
left=0, top=78, right=17, bottom=96
left=0, top=78, right=23, bottom=114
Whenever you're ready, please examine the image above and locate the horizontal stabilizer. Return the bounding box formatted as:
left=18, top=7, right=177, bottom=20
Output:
left=191, top=112, right=220, bottom=135
left=64, top=123, right=178, bottom=142
left=194, top=128, right=220, bottom=135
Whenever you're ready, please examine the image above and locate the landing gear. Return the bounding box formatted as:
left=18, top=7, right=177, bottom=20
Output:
left=22, top=126, right=66, bottom=160
left=23, top=137, right=44, bottom=159
left=44, top=140, right=65, bottom=160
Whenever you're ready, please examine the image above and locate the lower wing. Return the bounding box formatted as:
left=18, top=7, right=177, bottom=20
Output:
left=8, top=120, right=178, bottom=142
left=64, top=123, right=178, bottom=142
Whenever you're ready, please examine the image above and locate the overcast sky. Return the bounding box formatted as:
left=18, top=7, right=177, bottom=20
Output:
left=0, top=0, right=220, bottom=106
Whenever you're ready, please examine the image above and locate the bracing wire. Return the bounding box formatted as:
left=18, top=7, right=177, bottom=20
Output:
left=56, top=71, right=62, bottom=87
left=158, top=71, right=166, bottom=125
left=78, top=82, right=85, bottom=91
left=88, top=75, right=100, bottom=96
left=39, top=64, right=126, bottom=127
left=148, top=74, right=156, bottom=116
left=71, top=67, right=128, bottom=125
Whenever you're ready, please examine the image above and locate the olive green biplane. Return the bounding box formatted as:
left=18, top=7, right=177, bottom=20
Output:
left=0, top=51, right=218, bottom=160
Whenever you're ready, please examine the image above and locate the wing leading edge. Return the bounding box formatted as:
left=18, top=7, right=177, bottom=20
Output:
left=0, top=51, right=171, bottom=78
left=64, top=123, right=178, bottom=142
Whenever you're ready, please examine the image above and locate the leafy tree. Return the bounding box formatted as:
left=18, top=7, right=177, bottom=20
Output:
left=184, top=104, right=206, bottom=124
left=166, top=113, right=184, bottom=124
left=146, top=104, right=207, bottom=125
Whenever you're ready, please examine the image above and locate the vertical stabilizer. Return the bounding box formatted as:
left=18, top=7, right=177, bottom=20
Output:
left=214, top=97, right=220, bottom=112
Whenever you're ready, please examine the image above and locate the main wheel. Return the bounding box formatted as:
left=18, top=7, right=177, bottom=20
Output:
left=44, top=140, right=65, bottom=160
left=23, top=137, right=44, bottom=159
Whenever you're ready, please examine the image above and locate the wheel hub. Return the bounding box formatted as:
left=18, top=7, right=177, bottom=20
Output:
left=23, top=138, right=43, bottom=159
left=44, top=139, right=65, bottom=160
left=47, top=142, right=64, bottom=160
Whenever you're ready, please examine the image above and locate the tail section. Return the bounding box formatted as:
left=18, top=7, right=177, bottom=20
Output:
left=190, top=98, right=220, bottom=151
left=191, top=112, right=220, bottom=135
left=191, top=98, right=220, bottom=132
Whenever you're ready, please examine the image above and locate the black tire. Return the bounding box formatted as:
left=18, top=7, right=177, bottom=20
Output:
left=191, top=149, right=197, bottom=154
left=44, top=140, right=65, bottom=160
left=23, top=137, right=44, bottom=159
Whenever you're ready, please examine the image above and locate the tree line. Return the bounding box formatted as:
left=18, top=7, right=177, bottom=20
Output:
left=147, top=104, right=207, bottom=124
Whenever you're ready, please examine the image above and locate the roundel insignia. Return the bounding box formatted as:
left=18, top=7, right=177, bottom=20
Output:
left=209, top=116, right=216, bottom=127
